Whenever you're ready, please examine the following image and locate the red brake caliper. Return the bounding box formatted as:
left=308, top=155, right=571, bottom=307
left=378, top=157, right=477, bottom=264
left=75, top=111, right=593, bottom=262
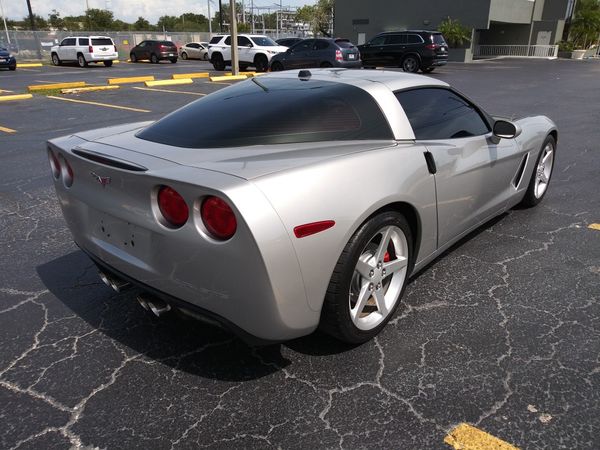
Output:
left=383, top=251, right=390, bottom=262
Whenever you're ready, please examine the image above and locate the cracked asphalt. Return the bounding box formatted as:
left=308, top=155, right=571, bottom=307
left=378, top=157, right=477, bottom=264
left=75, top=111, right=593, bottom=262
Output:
left=1, top=59, right=599, bottom=449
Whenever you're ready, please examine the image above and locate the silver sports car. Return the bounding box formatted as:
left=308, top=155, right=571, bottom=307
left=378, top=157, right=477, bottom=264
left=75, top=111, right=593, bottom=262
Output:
left=48, top=69, right=557, bottom=344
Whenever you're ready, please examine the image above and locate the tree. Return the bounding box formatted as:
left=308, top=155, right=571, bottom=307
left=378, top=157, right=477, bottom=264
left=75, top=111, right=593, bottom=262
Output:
left=85, top=8, right=114, bottom=30
left=24, top=14, right=47, bottom=30
left=157, top=15, right=179, bottom=31
left=570, top=0, right=600, bottom=48
left=438, top=17, right=471, bottom=48
left=48, top=10, right=65, bottom=30
left=296, top=0, right=333, bottom=37
left=133, top=16, right=151, bottom=31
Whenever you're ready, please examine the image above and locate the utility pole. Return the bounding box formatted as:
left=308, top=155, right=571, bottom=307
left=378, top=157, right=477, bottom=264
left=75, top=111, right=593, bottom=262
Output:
left=251, top=0, right=254, bottom=33
left=0, top=0, right=11, bottom=44
left=25, top=0, right=42, bottom=59
left=208, top=0, right=212, bottom=36
left=219, top=0, right=223, bottom=32
left=230, top=0, right=239, bottom=75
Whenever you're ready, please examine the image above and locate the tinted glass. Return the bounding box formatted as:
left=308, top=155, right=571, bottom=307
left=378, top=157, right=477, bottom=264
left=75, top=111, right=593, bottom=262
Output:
left=79, top=38, right=89, bottom=45
left=406, top=34, right=423, bottom=44
left=63, top=38, right=76, bottom=46
left=387, top=34, right=406, bottom=45
left=433, top=34, right=447, bottom=45
left=314, top=40, right=329, bottom=50
left=251, top=36, right=277, bottom=46
left=396, top=88, right=490, bottom=140
left=293, top=40, right=314, bottom=51
left=369, top=36, right=386, bottom=45
left=209, top=36, right=222, bottom=44
left=160, top=41, right=176, bottom=47
left=335, top=40, right=355, bottom=48
left=92, top=38, right=113, bottom=45
left=224, top=36, right=232, bottom=45
left=238, top=36, right=252, bottom=46
left=138, top=78, right=393, bottom=148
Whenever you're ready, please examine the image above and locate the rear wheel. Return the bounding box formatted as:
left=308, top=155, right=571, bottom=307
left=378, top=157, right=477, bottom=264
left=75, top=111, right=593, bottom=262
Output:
left=51, top=53, right=61, bottom=66
left=130, top=53, right=137, bottom=63
left=401, top=55, right=419, bottom=73
left=519, top=135, right=556, bottom=207
left=181, top=52, right=188, bottom=60
left=77, top=53, right=87, bottom=68
left=271, top=61, right=284, bottom=71
left=212, top=53, right=225, bottom=71
left=320, top=211, right=413, bottom=344
left=239, top=63, right=249, bottom=71
left=254, top=54, right=268, bottom=72
left=150, top=53, right=159, bottom=64
left=103, top=60, right=113, bottom=67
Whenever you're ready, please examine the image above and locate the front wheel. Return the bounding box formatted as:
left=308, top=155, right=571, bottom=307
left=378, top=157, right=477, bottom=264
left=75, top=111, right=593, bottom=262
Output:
left=519, top=135, right=556, bottom=207
left=401, top=55, right=419, bottom=73
left=320, top=211, right=413, bottom=343
left=271, top=61, right=284, bottom=71
left=150, top=53, right=159, bottom=64
left=51, top=53, right=61, bottom=66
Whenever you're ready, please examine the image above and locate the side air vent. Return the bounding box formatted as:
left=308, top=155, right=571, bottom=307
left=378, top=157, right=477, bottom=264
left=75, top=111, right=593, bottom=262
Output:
left=72, top=148, right=148, bottom=172
left=512, top=153, right=529, bottom=188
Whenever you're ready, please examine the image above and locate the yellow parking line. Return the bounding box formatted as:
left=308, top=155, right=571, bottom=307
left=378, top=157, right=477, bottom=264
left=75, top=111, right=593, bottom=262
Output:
left=0, top=126, right=17, bottom=134
left=444, top=423, right=519, bottom=450
left=133, top=87, right=206, bottom=96
left=46, top=96, right=150, bottom=113
left=588, top=223, right=600, bottom=231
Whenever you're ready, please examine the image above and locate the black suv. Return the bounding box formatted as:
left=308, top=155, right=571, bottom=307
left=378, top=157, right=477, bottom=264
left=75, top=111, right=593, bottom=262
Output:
left=130, top=40, right=178, bottom=64
left=358, top=30, right=448, bottom=73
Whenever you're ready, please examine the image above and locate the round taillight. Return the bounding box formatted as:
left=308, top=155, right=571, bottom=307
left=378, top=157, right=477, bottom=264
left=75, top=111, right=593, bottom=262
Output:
left=48, top=149, right=60, bottom=179
left=157, top=186, right=189, bottom=228
left=201, top=196, right=237, bottom=240
left=59, top=155, right=74, bottom=187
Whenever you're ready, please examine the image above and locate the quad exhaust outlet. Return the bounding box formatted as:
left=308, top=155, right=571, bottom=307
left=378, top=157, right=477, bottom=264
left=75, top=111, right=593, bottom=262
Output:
left=99, top=271, right=130, bottom=292
left=136, top=293, right=172, bottom=317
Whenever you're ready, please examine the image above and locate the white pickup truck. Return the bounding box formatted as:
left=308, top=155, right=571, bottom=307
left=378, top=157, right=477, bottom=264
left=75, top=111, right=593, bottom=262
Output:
left=51, top=36, right=119, bottom=67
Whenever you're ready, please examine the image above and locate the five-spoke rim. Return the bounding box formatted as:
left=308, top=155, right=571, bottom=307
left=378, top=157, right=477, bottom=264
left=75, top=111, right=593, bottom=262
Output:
left=349, top=225, right=408, bottom=330
left=403, top=57, right=417, bottom=72
left=534, top=142, right=554, bottom=198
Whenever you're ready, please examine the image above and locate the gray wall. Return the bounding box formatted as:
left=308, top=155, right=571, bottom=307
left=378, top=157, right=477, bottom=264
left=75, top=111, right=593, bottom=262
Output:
left=478, top=23, right=531, bottom=45
left=488, top=0, right=534, bottom=25
left=334, top=0, right=491, bottom=43
left=542, top=0, right=570, bottom=20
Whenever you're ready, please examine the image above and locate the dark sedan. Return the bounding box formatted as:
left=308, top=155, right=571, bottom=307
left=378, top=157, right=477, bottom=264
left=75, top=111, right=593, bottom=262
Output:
left=129, top=40, right=178, bottom=63
left=270, top=38, right=361, bottom=71
left=0, top=47, right=16, bottom=71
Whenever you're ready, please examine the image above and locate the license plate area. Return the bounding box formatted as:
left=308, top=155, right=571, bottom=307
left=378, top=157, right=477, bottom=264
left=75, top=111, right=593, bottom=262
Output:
left=90, top=210, right=151, bottom=256
left=348, top=54, right=356, bottom=60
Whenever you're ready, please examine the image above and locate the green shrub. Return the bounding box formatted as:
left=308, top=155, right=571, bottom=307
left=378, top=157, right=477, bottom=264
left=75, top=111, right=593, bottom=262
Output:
left=438, top=17, right=472, bottom=48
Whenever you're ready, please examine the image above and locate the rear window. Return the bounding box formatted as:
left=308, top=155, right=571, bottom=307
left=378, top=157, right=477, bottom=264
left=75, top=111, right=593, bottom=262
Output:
left=92, top=38, right=113, bottom=46
left=160, top=41, right=176, bottom=47
left=432, top=34, right=446, bottom=45
left=335, top=39, right=355, bottom=48
left=137, top=78, right=393, bottom=148
left=209, top=36, right=222, bottom=44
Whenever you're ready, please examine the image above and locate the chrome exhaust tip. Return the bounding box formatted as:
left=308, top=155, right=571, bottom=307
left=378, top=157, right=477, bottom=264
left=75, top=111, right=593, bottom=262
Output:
left=136, top=293, right=171, bottom=317
left=98, top=271, right=130, bottom=292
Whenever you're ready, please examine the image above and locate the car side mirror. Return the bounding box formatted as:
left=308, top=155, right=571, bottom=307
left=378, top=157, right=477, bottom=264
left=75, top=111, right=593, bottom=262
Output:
left=493, top=120, right=521, bottom=139
left=247, top=43, right=253, bottom=48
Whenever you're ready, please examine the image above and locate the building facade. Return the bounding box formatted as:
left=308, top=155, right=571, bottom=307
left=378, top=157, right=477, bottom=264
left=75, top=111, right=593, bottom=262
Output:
left=334, top=0, right=570, bottom=49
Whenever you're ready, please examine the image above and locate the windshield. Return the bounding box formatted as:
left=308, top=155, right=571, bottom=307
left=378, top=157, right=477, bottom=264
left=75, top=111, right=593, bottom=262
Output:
left=137, top=77, right=393, bottom=148
left=250, top=36, right=277, bottom=46
left=432, top=34, right=447, bottom=45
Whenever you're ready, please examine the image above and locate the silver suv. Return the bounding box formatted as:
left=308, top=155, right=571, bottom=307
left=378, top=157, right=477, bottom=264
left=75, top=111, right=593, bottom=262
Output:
left=208, top=34, right=288, bottom=72
left=51, top=36, right=118, bottom=67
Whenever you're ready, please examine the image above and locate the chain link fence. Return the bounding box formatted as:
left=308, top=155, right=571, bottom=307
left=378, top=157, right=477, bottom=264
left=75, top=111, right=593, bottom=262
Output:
left=1, top=30, right=303, bottom=61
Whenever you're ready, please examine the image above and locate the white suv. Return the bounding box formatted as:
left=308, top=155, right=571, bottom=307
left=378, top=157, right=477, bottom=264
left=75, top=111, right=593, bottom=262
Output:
left=51, top=36, right=119, bottom=67
left=208, top=34, right=288, bottom=72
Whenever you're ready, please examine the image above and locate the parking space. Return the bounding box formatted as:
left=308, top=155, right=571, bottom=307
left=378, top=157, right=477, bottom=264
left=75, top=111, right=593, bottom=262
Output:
left=0, top=59, right=599, bottom=449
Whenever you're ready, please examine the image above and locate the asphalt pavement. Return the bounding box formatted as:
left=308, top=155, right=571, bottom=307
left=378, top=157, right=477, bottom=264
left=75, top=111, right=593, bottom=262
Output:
left=0, top=58, right=599, bottom=449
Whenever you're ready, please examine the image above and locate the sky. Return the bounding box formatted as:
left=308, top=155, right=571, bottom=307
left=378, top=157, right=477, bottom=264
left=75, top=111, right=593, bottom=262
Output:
left=2, top=0, right=314, bottom=24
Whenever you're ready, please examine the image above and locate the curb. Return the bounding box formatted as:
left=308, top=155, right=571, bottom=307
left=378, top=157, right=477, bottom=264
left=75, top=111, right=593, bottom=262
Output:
left=172, top=72, right=210, bottom=79
left=108, top=76, right=154, bottom=85
left=61, top=86, right=120, bottom=94
left=209, top=75, right=248, bottom=82
left=145, top=79, right=193, bottom=87
left=0, top=94, right=33, bottom=102
left=28, top=82, right=86, bottom=92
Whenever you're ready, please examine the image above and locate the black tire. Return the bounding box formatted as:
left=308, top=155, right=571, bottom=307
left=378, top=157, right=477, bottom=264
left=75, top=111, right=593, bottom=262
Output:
left=130, top=53, right=137, bottom=63
left=77, top=53, right=87, bottom=68
left=254, top=54, right=268, bottom=72
left=422, top=67, right=435, bottom=73
left=212, top=53, right=225, bottom=71
left=271, top=61, right=284, bottom=71
left=51, top=53, right=61, bottom=66
left=181, top=52, right=188, bottom=60
left=103, top=60, right=113, bottom=67
left=150, top=53, right=159, bottom=64
left=319, top=211, right=413, bottom=344
left=401, top=55, right=419, bottom=73
left=170, top=58, right=177, bottom=63
left=320, top=61, right=333, bottom=68
left=9, top=65, right=16, bottom=71
left=519, top=135, right=556, bottom=208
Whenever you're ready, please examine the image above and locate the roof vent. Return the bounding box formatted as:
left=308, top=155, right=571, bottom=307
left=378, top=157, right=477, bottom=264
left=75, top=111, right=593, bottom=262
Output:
left=298, top=70, right=311, bottom=81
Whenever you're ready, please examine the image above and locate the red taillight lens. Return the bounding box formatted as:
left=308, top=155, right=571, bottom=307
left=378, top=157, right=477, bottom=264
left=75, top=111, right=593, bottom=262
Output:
left=201, top=196, right=237, bottom=240
left=425, top=43, right=436, bottom=50
left=157, top=186, right=189, bottom=228
left=48, top=149, right=60, bottom=179
left=335, top=49, right=343, bottom=61
left=89, top=45, right=93, bottom=53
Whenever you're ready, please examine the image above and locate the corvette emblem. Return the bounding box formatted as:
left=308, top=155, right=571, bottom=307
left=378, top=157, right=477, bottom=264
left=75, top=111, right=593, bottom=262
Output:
left=90, top=172, right=111, bottom=187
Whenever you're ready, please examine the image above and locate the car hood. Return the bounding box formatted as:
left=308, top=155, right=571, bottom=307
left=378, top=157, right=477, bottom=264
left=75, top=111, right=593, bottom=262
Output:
left=71, top=121, right=397, bottom=180
left=0, top=50, right=10, bottom=57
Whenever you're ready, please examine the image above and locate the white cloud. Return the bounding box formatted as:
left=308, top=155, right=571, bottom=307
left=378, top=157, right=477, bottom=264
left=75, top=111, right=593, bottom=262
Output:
left=2, top=0, right=313, bottom=24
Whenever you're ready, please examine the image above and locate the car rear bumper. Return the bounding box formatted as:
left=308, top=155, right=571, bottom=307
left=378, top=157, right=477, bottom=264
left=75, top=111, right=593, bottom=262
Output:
left=88, top=53, right=118, bottom=61
left=336, top=60, right=362, bottom=69
left=157, top=51, right=178, bottom=59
